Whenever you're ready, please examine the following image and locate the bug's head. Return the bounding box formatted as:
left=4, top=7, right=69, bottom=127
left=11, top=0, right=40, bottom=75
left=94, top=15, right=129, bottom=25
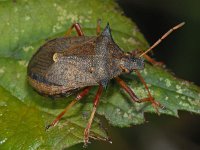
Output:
left=120, top=55, right=144, bottom=73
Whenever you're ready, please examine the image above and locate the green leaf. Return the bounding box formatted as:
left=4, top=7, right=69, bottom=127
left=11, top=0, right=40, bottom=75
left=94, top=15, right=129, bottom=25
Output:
left=0, top=0, right=199, bottom=149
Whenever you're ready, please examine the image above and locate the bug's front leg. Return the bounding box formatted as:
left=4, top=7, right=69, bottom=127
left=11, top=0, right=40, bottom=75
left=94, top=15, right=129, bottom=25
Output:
left=115, top=76, right=163, bottom=114
left=143, top=53, right=164, bottom=66
left=131, top=50, right=164, bottom=66
left=134, top=70, right=164, bottom=113
left=84, top=84, right=103, bottom=147
left=115, top=76, right=139, bottom=102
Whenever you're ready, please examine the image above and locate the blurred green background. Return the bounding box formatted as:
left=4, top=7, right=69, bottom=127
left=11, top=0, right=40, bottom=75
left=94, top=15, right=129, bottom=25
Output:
left=69, top=0, right=200, bottom=149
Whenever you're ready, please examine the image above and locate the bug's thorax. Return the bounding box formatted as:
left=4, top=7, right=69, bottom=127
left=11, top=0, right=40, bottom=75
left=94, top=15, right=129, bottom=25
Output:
left=52, top=24, right=144, bottom=75
left=96, top=24, right=144, bottom=71
left=82, top=23, right=145, bottom=87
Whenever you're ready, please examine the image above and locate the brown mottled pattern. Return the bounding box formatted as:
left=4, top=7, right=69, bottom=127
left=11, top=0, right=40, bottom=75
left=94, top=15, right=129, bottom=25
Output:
left=27, top=25, right=144, bottom=96
left=27, top=76, right=72, bottom=96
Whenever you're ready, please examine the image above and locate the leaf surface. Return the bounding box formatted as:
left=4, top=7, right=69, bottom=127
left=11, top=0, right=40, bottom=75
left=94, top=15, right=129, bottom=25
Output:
left=0, top=0, right=199, bottom=149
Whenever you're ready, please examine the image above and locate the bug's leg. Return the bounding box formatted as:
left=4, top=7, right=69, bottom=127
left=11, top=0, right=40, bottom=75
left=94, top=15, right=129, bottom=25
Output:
left=84, top=84, right=103, bottom=147
left=65, top=23, right=84, bottom=36
left=142, top=53, right=164, bottom=66
left=115, top=76, right=162, bottom=114
left=115, top=76, right=140, bottom=102
left=134, top=69, right=163, bottom=113
left=131, top=50, right=164, bottom=66
left=88, top=119, right=112, bottom=144
left=46, top=86, right=92, bottom=130
left=96, top=19, right=101, bottom=35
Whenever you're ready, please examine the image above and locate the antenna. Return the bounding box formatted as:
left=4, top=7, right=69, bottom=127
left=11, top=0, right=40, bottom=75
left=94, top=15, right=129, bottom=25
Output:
left=139, top=22, right=185, bottom=57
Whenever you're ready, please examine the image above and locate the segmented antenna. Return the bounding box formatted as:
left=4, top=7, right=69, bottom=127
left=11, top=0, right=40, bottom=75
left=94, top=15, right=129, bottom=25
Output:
left=139, top=22, right=185, bottom=57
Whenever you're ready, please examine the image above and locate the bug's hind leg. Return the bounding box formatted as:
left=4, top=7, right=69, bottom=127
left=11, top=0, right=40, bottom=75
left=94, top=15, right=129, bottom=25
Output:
left=65, top=23, right=84, bottom=36
left=84, top=84, right=103, bottom=147
left=45, top=86, right=92, bottom=130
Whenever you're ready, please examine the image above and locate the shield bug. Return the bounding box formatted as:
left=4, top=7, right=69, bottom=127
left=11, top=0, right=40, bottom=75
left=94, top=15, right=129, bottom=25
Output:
left=27, top=20, right=185, bottom=146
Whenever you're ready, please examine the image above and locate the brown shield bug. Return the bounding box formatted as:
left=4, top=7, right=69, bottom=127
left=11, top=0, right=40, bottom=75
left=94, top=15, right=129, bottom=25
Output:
left=27, top=20, right=184, bottom=146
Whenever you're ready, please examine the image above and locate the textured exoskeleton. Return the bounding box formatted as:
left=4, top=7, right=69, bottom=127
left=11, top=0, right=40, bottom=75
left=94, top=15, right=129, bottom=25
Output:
left=27, top=21, right=183, bottom=146
left=27, top=24, right=144, bottom=96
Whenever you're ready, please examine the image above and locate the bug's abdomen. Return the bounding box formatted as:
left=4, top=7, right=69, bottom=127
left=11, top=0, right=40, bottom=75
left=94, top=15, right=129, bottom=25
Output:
left=44, top=56, right=98, bottom=89
left=27, top=76, right=75, bottom=97
left=28, top=36, right=95, bottom=82
left=27, top=36, right=97, bottom=96
left=28, top=37, right=71, bottom=84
